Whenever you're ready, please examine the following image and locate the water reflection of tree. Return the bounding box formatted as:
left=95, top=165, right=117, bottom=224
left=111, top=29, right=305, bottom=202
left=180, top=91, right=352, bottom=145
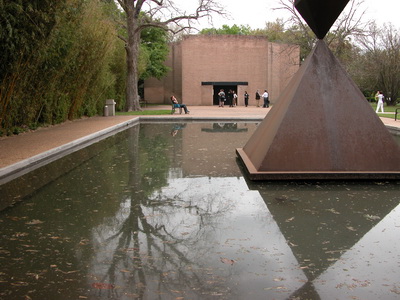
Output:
left=92, top=195, right=234, bottom=299
left=89, top=124, right=235, bottom=299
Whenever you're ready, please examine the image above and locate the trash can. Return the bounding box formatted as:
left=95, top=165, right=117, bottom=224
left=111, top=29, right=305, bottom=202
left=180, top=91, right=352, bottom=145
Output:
left=103, top=105, right=109, bottom=117
left=105, top=99, right=116, bottom=116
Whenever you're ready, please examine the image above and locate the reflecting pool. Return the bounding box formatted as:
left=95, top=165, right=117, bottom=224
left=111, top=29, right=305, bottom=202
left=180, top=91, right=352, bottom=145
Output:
left=1, top=122, right=400, bottom=300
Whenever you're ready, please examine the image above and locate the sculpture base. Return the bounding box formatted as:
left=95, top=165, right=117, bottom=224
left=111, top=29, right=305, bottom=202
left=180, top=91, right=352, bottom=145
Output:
left=236, top=148, right=400, bottom=181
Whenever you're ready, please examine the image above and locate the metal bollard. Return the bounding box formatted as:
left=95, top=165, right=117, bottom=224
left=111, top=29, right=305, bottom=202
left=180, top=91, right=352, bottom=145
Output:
left=104, top=105, right=109, bottom=117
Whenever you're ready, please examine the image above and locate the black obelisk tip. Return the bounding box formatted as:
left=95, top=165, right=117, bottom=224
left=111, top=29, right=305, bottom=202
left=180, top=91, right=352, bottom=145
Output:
left=294, top=0, right=350, bottom=39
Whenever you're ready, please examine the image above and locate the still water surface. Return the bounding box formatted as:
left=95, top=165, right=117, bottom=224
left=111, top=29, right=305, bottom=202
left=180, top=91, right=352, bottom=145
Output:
left=0, top=122, right=400, bottom=299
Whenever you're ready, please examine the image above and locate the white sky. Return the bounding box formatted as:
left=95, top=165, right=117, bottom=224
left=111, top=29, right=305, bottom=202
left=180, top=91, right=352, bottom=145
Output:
left=173, top=0, right=400, bottom=30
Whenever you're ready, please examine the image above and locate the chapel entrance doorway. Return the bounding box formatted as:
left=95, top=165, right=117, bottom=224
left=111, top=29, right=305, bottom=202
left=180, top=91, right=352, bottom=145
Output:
left=213, top=84, right=238, bottom=105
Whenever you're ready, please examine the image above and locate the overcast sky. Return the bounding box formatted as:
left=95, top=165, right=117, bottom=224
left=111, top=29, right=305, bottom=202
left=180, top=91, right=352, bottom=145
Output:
left=173, top=0, right=400, bottom=30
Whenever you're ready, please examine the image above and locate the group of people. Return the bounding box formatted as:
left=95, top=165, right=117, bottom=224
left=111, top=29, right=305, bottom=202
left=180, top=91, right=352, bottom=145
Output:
left=219, top=89, right=270, bottom=107
left=217, top=89, right=238, bottom=107
left=165, top=89, right=387, bottom=113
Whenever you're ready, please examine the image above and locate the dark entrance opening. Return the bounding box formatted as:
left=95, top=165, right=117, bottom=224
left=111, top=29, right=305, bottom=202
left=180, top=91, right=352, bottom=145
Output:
left=202, top=81, right=248, bottom=105
left=213, top=85, right=236, bottom=105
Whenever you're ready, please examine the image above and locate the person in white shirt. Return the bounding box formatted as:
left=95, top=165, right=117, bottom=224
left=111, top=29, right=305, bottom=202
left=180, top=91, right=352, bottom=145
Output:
left=262, top=90, right=269, bottom=108
left=376, top=91, right=384, bottom=113
left=233, top=92, right=238, bottom=106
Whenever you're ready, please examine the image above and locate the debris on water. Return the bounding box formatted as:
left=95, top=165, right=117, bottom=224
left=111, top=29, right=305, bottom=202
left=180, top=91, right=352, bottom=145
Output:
left=364, top=214, right=381, bottom=221
left=220, top=257, right=235, bottom=265
left=91, top=282, right=115, bottom=290
left=25, top=219, right=44, bottom=225
left=275, top=195, right=289, bottom=202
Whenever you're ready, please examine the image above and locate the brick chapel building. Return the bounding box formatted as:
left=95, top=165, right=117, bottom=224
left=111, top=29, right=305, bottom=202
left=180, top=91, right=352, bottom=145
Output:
left=144, top=35, right=300, bottom=106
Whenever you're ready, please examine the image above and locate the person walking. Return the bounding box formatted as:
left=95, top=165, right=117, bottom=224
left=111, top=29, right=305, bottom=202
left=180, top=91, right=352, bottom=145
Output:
left=262, top=89, right=269, bottom=108
left=255, top=90, right=261, bottom=107
left=376, top=91, right=384, bottom=113
left=244, top=91, right=249, bottom=107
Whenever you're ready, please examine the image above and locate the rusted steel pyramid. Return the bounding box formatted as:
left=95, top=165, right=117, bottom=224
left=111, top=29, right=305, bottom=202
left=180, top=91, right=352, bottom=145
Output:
left=236, top=0, right=400, bottom=180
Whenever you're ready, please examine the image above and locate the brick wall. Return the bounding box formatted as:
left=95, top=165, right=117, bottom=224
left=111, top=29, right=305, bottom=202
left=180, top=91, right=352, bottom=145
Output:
left=144, top=35, right=300, bottom=106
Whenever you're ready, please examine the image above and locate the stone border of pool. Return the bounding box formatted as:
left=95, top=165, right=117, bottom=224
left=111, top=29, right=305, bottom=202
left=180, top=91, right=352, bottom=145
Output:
left=0, top=118, right=140, bottom=185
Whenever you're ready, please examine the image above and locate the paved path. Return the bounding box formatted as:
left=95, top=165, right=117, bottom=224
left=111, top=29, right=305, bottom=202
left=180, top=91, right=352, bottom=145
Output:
left=0, top=105, right=399, bottom=177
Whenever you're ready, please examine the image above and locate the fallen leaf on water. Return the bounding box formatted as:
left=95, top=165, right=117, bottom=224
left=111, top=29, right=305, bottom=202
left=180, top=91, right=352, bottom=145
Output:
left=326, top=208, right=340, bottom=215
left=14, top=232, right=29, bottom=237
left=11, top=281, right=29, bottom=286
left=220, top=257, right=235, bottom=265
left=364, top=214, right=380, bottom=221
left=275, top=195, right=288, bottom=202
left=25, top=219, right=44, bottom=225
left=274, top=277, right=284, bottom=282
left=57, top=269, right=79, bottom=274
left=91, top=282, right=115, bottom=290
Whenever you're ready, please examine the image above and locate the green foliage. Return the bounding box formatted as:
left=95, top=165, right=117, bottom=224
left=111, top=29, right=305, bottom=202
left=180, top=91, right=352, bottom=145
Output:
left=0, top=0, right=62, bottom=81
left=200, top=24, right=252, bottom=35
left=139, top=27, right=170, bottom=80
left=251, top=19, right=287, bottom=42
left=0, top=0, right=126, bottom=133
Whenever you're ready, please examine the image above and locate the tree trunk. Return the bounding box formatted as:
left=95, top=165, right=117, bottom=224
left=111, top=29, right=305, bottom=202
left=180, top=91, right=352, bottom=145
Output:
left=124, top=4, right=141, bottom=112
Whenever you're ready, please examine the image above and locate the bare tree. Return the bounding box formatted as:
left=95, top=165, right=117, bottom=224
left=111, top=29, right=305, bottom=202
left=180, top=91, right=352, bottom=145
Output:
left=273, top=0, right=370, bottom=61
left=356, top=23, right=400, bottom=105
left=116, top=0, right=225, bottom=111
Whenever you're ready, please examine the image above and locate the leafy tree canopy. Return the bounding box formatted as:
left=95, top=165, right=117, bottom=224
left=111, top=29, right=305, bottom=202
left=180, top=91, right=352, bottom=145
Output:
left=200, top=24, right=252, bottom=35
left=139, top=26, right=170, bottom=81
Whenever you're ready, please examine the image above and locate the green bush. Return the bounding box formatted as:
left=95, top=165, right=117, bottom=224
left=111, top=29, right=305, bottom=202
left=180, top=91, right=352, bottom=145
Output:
left=0, top=0, right=126, bottom=132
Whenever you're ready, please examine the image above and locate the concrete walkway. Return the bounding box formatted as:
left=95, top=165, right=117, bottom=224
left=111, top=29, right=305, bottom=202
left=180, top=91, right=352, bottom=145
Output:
left=0, top=105, right=399, bottom=181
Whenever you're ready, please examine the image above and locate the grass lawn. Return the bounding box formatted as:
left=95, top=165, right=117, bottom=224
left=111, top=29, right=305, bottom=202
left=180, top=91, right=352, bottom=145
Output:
left=116, top=103, right=172, bottom=116
left=370, top=103, right=400, bottom=119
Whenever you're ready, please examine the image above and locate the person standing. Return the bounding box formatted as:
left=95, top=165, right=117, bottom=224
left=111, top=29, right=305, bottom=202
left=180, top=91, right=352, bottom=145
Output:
left=218, top=89, right=225, bottom=107
left=376, top=91, right=385, bottom=113
left=255, top=90, right=261, bottom=107
left=228, top=89, right=234, bottom=107
left=233, top=91, right=238, bottom=106
left=244, top=91, right=249, bottom=107
left=262, top=89, right=269, bottom=108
